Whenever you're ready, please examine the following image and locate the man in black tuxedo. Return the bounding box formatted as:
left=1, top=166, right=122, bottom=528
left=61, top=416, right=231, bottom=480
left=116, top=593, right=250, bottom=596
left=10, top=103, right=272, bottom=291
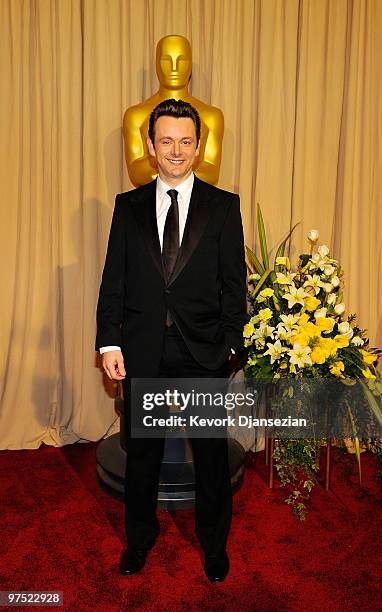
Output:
left=96, top=99, right=247, bottom=581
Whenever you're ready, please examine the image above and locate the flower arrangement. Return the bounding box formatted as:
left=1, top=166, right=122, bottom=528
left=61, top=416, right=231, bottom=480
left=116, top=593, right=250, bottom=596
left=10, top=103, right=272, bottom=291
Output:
left=244, top=207, right=382, bottom=519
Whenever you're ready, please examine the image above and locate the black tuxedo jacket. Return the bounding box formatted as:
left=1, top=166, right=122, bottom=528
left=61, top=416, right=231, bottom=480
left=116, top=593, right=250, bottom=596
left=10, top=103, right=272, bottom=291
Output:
left=95, top=176, right=248, bottom=377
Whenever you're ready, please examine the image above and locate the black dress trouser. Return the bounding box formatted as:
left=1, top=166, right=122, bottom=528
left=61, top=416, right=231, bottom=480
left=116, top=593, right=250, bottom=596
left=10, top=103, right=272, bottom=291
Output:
left=122, top=324, right=232, bottom=555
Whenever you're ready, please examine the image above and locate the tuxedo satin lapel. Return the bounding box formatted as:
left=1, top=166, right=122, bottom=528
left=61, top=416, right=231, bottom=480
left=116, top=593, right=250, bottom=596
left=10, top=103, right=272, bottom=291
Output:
left=131, top=180, right=164, bottom=280
left=169, top=177, right=213, bottom=286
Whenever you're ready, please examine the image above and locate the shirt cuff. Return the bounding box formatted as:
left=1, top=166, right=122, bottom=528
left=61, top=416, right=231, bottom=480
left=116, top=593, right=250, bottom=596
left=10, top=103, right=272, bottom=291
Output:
left=99, top=346, right=121, bottom=354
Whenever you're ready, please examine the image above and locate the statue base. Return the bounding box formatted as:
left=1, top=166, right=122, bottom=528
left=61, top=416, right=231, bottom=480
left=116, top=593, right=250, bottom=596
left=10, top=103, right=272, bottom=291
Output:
left=96, top=432, right=245, bottom=510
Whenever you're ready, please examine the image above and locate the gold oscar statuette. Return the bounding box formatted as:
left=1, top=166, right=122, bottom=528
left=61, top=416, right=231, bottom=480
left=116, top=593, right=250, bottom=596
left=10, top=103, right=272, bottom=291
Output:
left=123, top=34, right=224, bottom=186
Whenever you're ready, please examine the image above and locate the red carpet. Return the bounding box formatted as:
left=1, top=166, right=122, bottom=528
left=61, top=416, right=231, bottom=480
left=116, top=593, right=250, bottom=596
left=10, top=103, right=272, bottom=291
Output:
left=0, top=443, right=381, bottom=611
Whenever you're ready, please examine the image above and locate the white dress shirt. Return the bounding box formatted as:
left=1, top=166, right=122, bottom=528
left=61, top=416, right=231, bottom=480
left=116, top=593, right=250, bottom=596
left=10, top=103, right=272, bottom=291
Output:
left=99, top=173, right=194, bottom=354
left=156, top=172, right=194, bottom=250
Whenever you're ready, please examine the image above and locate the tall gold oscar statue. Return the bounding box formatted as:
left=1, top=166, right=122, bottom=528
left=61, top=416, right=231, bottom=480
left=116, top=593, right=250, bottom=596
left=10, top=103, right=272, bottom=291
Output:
left=123, top=34, right=224, bottom=186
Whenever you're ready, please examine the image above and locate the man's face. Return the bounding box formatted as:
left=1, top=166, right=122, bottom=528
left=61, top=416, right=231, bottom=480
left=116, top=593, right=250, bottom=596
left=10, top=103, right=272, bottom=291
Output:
left=156, top=37, right=192, bottom=89
left=147, top=116, right=200, bottom=186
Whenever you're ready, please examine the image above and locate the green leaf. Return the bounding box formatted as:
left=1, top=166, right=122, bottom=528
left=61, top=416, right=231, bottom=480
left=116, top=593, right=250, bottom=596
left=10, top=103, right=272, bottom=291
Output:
left=271, top=293, right=281, bottom=311
left=345, top=399, right=362, bottom=484
left=257, top=205, right=269, bottom=269
left=275, top=222, right=300, bottom=260
left=299, top=254, right=311, bottom=267
left=359, top=379, right=382, bottom=428
left=245, top=245, right=264, bottom=276
left=252, top=268, right=272, bottom=297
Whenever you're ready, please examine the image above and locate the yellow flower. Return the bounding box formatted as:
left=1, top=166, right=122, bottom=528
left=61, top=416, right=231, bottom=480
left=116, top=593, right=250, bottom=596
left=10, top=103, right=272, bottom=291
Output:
left=275, top=256, right=290, bottom=269
left=290, top=331, right=310, bottom=347
left=333, top=334, right=349, bottom=348
left=260, top=288, right=275, bottom=298
left=319, top=337, right=337, bottom=357
left=301, top=322, right=322, bottom=338
left=290, top=321, right=323, bottom=347
left=315, top=317, right=335, bottom=332
left=330, top=361, right=345, bottom=377
left=258, top=308, right=273, bottom=322
left=243, top=323, right=255, bottom=338
left=311, top=346, right=327, bottom=364
left=304, top=295, right=321, bottom=312
left=362, top=368, right=376, bottom=379
left=298, top=313, right=310, bottom=326
left=249, top=273, right=261, bottom=282
left=275, top=272, right=294, bottom=285
left=360, top=349, right=378, bottom=365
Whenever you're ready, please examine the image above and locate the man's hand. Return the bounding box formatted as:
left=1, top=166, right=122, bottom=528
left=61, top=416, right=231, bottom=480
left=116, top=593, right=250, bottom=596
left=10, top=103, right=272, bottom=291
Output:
left=102, top=350, right=126, bottom=380
left=228, top=352, right=239, bottom=374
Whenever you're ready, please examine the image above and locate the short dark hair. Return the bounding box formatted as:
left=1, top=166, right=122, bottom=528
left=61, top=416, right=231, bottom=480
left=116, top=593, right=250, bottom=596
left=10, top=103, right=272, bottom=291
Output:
left=148, top=99, right=201, bottom=145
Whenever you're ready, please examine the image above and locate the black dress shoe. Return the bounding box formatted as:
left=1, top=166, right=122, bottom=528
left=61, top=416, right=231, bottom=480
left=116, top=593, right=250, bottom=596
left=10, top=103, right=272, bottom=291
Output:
left=204, top=550, right=230, bottom=582
left=120, top=547, right=148, bottom=575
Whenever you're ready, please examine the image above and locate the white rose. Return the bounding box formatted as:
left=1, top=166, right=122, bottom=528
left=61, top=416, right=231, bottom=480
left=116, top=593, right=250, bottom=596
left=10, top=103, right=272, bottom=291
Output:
left=327, top=293, right=336, bottom=305
left=351, top=336, right=364, bottom=346
left=323, top=283, right=333, bottom=293
left=338, top=321, right=350, bottom=333
left=331, top=275, right=340, bottom=287
left=314, top=307, right=327, bottom=318
left=334, top=303, right=345, bottom=315
left=323, top=264, right=335, bottom=276
left=338, top=321, right=354, bottom=339
left=308, top=230, right=319, bottom=243
left=318, top=245, right=330, bottom=257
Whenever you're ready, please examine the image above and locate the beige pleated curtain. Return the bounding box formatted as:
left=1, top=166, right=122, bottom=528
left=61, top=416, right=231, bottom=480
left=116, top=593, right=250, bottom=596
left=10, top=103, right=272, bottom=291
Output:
left=0, top=0, right=381, bottom=449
